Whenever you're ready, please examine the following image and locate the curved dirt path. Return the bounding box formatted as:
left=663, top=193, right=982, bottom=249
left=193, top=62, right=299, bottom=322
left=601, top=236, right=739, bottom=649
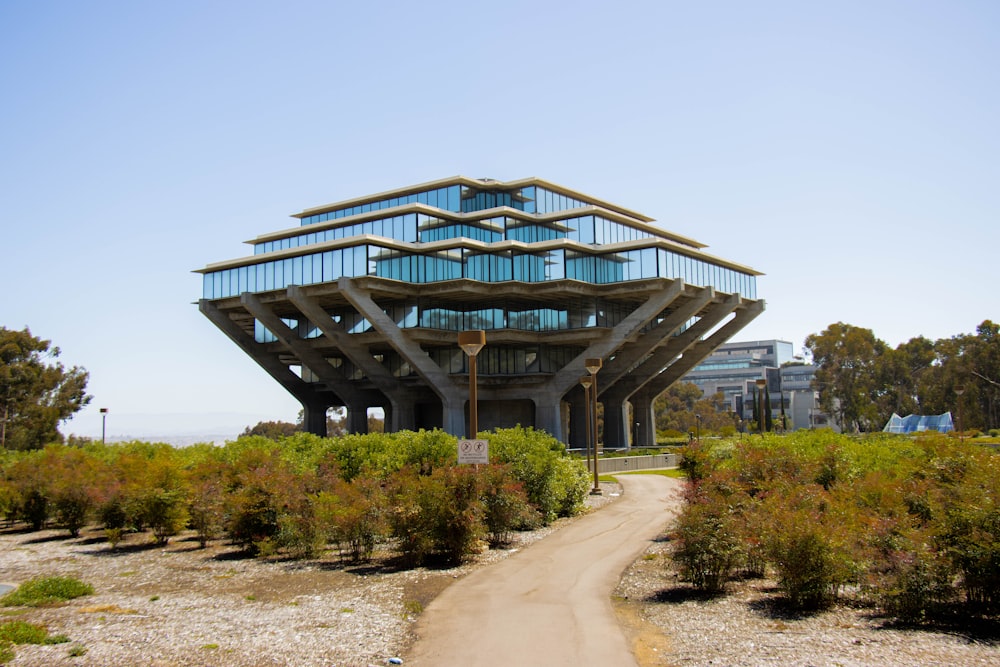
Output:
left=405, top=474, right=683, bottom=666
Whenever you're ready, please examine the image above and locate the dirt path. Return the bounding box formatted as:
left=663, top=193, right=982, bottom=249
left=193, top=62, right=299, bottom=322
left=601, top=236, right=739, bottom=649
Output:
left=405, top=474, right=683, bottom=666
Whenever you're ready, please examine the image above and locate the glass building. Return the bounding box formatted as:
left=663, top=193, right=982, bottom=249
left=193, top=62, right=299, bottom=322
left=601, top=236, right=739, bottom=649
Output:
left=682, top=340, right=837, bottom=432
left=197, top=176, right=764, bottom=447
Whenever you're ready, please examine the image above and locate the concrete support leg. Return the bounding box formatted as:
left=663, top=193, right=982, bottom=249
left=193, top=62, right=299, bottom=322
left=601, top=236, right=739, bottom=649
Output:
left=534, top=399, right=564, bottom=443
left=567, top=388, right=589, bottom=450
left=442, top=399, right=466, bottom=438
left=631, top=393, right=656, bottom=448
left=601, top=395, right=631, bottom=450
left=347, top=403, right=369, bottom=434
left=302, top=399, right=330, bottom=437
left=388, top=396, right=416, bottom=432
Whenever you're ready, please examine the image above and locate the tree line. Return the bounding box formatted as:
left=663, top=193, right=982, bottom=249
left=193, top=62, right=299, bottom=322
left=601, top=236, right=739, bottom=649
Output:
left=806, top=320, right=1000, bottom=433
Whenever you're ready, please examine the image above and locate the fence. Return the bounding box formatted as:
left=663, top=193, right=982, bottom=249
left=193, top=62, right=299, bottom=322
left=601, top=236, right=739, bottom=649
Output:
left=588, top=453, right=680, bottom=474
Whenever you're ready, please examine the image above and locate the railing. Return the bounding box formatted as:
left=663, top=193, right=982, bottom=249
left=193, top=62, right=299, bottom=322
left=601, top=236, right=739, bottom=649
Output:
left=588, top=453, right=680, bottom=474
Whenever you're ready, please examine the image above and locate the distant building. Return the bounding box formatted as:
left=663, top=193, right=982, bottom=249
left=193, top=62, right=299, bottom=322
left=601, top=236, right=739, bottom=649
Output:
left=682, top=339, right=837, bottom=431
left=196, top=176, right=764, bottom=448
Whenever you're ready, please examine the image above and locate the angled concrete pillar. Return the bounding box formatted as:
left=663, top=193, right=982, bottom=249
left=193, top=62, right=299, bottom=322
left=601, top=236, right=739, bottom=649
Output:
left=287, top=286, right=418, bottom=432
left=338, top=278, right=467, bottom=436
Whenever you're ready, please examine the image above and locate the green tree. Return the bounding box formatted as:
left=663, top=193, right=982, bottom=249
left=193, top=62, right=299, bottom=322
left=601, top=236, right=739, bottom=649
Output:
left=805, top=323, right=888, bottom=432
left=0, top=327, right=91, bottom=450
left=240, top=420, right=300, bottom=439
left=653, top=382, right=731, bottom=434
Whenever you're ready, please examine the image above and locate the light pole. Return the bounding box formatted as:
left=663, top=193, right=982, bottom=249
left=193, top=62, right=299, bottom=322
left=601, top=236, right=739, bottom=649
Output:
left=954, top=385, right=965, bottom=443
left=100, top=408, right=108, bottom=444
left=585, top=357, right=603, bottom=495
left=695, top=414, right=702, bottom=443
left=580, top=375, right=593, bottom=482
left=458, top=330, right=486, bottom=438
left=755, top=378, right=767, bottom=436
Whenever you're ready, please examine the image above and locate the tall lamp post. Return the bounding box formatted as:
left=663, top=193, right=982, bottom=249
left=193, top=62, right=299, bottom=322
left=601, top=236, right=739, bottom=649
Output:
left=458, top=331, right=486, bottom=438
left=755, top=378, right=767, bottom=436
left=954, top=385, right=965, bottom=443
left=695, top=413, right=702, bottom=443
left=580, top=375, right=594, bottom=483
left=585, top=357, right=603, bottom=495
left=100, top=408, right=108, bottom=444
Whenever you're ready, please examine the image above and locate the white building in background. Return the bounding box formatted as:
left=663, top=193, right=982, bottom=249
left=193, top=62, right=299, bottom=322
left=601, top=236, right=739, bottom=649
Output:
left=682, top=339, right=838, bottom=432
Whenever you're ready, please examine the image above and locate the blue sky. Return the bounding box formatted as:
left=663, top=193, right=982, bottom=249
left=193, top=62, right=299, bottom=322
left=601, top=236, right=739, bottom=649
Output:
left=2, top=1, right=997, bottom=439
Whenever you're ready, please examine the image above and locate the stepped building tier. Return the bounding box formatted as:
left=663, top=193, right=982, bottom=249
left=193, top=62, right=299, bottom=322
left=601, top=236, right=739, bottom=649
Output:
left=196, top=176, right=764, bottom=448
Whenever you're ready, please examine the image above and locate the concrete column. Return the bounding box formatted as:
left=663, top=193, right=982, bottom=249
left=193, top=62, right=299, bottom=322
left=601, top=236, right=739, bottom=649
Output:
left=442, top=398, right=466, bottom=437
left=630, top=393, right=656, bottom=448
left=567, top=387, right=589, bottom=450
left=301, top=399, right=330, bottom=437
left=534, top=398, right=564, bottom=442
left=601, top=395, right=631, bottom=450
left=386, top=397, right=416, bottom=432
left=347, top=403, right=369, bottom=434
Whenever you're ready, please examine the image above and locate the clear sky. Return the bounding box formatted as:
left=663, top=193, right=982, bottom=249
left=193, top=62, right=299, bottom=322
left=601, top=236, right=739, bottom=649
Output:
left=2, top=1, right=997, bottom=440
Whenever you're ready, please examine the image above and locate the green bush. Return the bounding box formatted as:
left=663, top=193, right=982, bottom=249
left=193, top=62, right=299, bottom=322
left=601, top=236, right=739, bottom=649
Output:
left=488, top=426, right=586, bottom=523
left=671, top=491, right=741, bottom=592
left=0, top=576, right=93, bottom=607
left=388, top=466, right=484, bottom=566
left=479, top=465, right=537, bottom=547
left=0, top=620, right=48, bottom=644
left=315, top=476, right=387, bottom=562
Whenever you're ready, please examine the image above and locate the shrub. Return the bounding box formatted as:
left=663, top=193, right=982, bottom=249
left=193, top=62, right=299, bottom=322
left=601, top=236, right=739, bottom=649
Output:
left=670, top=486, right=741, bottom=592
left=186, top=460, right=227, bottom=548
left=479, top=465, right=537, bottom=547
left=387, top=469, right=435, bottom=567
left=388, top=466, right=484, bottom=566
left=488, top=426, right=586, bottom=523
left=315, top=476, right=387, bottom=562
left=1, top=576, right=93, bottom=607
left=873, top=543, right=956, bottom=621
left=0, top=620, right=48, bottom=644
left=141, top=489, right=189, bottom=545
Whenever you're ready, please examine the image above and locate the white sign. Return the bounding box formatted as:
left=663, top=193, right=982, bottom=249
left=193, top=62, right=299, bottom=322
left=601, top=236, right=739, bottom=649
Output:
left=458, top=438, right=489, bottom=465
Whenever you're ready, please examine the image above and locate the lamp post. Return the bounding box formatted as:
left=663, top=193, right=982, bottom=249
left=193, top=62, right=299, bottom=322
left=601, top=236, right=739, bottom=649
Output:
left=458, top=330, right=486, bottom=438
left=580, top=375, right=593, bottom=481
left=954, top=385, right=965, bottom=443
left=755, top=378, right=767, bottom=436
left=585, top=357, right=603, bottom=495
left=99, top=408, right=108, bottom=444
left=695, top=414, right=702, bottom=443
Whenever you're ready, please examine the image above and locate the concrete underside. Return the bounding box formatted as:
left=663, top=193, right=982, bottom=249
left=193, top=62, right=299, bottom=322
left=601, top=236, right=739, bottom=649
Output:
left=200, top=276, right=763, bottom=448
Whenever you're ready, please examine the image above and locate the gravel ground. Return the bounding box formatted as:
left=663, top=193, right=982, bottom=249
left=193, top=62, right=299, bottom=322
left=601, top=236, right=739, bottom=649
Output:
left=2, top=482, right=998, bottom=666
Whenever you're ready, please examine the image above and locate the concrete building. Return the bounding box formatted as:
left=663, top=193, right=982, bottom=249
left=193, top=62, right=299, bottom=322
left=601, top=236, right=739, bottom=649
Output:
left=196, top=176, right=764, bottom=448
left=682, top=339, right=836, bottom=431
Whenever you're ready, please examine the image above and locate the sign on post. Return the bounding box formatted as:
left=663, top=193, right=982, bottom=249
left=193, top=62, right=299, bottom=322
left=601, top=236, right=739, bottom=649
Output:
left=458, top=438, right=489, bottom=465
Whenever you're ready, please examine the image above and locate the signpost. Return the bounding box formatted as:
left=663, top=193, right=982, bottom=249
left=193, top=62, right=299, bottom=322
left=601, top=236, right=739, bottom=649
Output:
left=458, top=438, right=489, bottom=465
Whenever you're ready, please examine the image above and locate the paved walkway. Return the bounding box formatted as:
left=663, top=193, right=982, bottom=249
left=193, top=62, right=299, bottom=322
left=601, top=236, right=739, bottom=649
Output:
left=405, top=474, right=683, bottom=666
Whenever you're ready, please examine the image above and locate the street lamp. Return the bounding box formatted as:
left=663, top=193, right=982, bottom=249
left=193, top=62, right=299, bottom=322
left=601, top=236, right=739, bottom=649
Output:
left=695, top=414, right=702, bottom=443
left=585, top=357, right=603, bottom=495
left=100, top=408, right=108, bottom=444
left=954, top=385, right=965, bottom=443
left=580, top=375, right=594, bottom=482
left=755, top=378, right=767, bottom=436
left=458, top=330, right=486, bottom=438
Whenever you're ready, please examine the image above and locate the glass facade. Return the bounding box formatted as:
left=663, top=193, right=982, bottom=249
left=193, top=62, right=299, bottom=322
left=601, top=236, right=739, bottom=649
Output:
left=202, top=178, right=760, bottom=344
left=205, top=244, right=757, bottom=301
